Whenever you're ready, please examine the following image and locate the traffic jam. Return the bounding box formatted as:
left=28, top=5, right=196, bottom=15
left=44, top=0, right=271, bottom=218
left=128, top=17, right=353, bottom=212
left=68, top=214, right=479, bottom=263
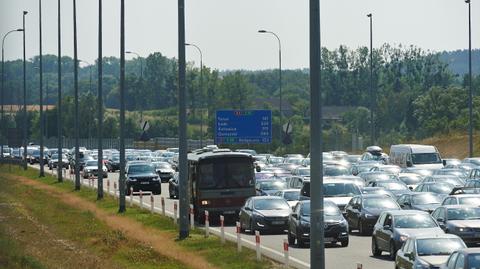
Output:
left=6, top=143, right=480, bottom=268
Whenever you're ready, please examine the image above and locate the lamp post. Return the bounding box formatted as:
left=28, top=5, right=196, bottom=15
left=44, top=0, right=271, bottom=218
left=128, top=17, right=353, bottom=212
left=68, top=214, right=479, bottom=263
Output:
left=258, top=29, right=282, bottom=143
left=466, top=0, right=474, bottom=157
left=119, top=0, right=126, bottom=213
left=57, top=0, right=63, bottom=182
left=73, top=0, right=80, bottom=190
left=367, top=13, right=375, bottom=146
left=125, top=51, right=143, bottom=121
left=1, top=28, right=23, bottom=160
left=97, top=0, right=103, bottom=200
left=185, top=43, right=203, bottom=148
left=39, top=0, right=45, bottom=177
left=22, top=10, right=28, bottom=170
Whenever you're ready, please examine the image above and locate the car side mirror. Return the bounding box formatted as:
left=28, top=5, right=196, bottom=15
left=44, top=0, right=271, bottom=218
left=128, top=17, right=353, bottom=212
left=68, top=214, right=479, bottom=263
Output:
left=244, top=207, right=251, bottom=211
left=291, top=213, right=298, bottom=219
left=404, top=201, right=411, bottom=206
left=437, top=217, right=445, bottom=223
left=406, top=252, right=415, bottom=261
left=408, top=186, right=413, bottom=190
left=353, top=204, right=360, bottom=210
left=383, top=225, right=392, bottom=231
left=442, top=160, right=447, bottom=166
left=406, top=161, right=413, bottom=167
left=256, top=166, right=261, bottom=173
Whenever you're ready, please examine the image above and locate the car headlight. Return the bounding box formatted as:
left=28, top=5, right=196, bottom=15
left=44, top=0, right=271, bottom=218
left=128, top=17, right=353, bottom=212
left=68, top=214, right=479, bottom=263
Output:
left=85, top=169, right=91, bottom=173
left=128, top=178, right=137, bottom=182
left=399, top=235, right=408, bottom=242
left=340, top=218, right=348, bottom=226
left=364, top=213, right=374, bottom=218
left=201, top=200, right=210, bottom=205
left=457, top=227, right=473, bottom=233
left=415, top=259, right=431, bottom=269
left=152, top=177, right=160, bottom=181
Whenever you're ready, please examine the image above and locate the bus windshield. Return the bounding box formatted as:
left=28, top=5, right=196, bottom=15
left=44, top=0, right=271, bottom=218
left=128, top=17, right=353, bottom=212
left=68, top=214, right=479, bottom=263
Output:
left=198, top=158, right=254, bottom=189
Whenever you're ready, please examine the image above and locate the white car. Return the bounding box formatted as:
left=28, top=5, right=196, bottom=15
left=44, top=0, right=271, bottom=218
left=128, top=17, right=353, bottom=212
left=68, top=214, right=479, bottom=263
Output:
left=82, top=160, right=108, bottom=179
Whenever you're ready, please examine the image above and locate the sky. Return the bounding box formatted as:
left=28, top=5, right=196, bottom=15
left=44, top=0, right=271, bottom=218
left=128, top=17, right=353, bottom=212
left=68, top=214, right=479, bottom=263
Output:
left=0, top=0, right=477, bottom=70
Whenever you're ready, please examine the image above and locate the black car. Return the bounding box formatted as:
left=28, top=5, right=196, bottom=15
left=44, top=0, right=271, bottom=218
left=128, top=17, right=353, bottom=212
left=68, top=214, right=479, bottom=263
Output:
left=239, top=196, right=291, bottom=234
left=168, top=173, right=179, bottom=199
left=397, top=192, right=442, bottom=213
left=345, top=194, right=401, bottom=235
left=288, top=200, right=349, bottom=247
left=126, top=162, right=161, bottom=195
left=106, top=155, right=120, bottom=172
left=432, top=205, right=480, bottom=245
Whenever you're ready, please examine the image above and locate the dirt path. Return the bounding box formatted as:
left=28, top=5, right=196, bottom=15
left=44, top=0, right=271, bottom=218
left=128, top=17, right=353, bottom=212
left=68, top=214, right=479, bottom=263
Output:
left=8, top=174, right=218, bottom=269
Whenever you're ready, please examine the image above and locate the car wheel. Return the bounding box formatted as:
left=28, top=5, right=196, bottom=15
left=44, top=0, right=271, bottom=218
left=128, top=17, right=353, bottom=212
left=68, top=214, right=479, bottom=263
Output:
left=169, top=191, right=174, bottom=199
left=389, top=241, right=397, bottom=260
left=249, top=220, right=255, bottom=235
left=371, top=237, right=382, bottom=256
left=288, top=230, right=295, bottom=245
left=297, top=228, right=306, bottom=248
left=359, top=220, right=367, bottom=236
left=340, top=238, right=349, bottom=247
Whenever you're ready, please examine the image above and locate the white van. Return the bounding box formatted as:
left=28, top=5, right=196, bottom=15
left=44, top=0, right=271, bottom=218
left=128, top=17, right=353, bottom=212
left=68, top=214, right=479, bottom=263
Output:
left=389, top=144, right=443, bottom=170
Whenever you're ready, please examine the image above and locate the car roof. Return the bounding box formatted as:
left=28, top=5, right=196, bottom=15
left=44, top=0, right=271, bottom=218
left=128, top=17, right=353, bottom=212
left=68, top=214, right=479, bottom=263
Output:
left=358, top=194, right=393, bottom=199
left=249, top=196, right=286, bottom=201
left=410, top=234, right=461, bottom=240
left=455, top=247, right=480, bottom=254
left=441, top=205, right=480, bottom=209
left=323, top=178, right=357, bottom=184
left=384, top=210, right=429, bottom=216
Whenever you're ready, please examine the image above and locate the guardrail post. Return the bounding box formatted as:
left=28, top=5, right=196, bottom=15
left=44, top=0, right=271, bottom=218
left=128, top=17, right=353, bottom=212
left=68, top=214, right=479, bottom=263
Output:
left=113, top=182, right=117, bottom=199
left=107, top=179, right=110, bottom=193
left=150, top=193, right=154, bottom=213
left=139, top=190, right=143, bottom=208
left=255, top=230, right=261, bottom=261
left=63, top=168, right=67, bottom=178
left=357, top=263, right=363, bottom=269
left=205, top=210, right=209, bottom=238
left=173, top=201, right=178, bottom=224
left=236, top=221, right=242, bottom=252
left=283, top=239, right=289, bottom=268
left=129, top=187, right=133, bottom=206
left=161, top=197, right=165, bottom=216
left=220, top=215, right=225, bottom=244
left=190, top=204, right=194, bottom=229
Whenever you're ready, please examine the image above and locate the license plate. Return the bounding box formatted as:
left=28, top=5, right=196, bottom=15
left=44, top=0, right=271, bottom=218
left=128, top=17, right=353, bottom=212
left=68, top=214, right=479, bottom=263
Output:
left=140, top=182, right=149, bottom=185
left=324, top=237, right=335, bottom=242
left=272, top=221, right=285, bottom=225
left=223, top=211, right=235, bottom=214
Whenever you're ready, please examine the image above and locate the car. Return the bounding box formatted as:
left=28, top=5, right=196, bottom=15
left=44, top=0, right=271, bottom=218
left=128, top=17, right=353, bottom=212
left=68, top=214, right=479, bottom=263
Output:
left=321, top=178, right=362, bottom=212
left=462, top=158, right=480, bottom=167
left=367, top=180, right=411, bottom=197
left=434, top=169, right=468, bottom=180
left=272, top=189, right=301, bottom=208
left=371, top=210, right=444, bottom=260
left=414, top=182, right=455, bottom=198
left=255, top=180, right=287, bottom=196
left=398, top=173, right=424, bottom=190
left=359, top=171, right=399, bottom=185
left=48, top=153, right=69, bottom=169
left=442, top=247, right=480, bottom=269
left=105, top=155, right=120, bottom=172
left=125, top=162, right=161, bottom=195
left=397, top=192, right=442, bottom=213
left=291, top=167, right=310, bottom=177
left=369, top=165, right=402, bottom=175
left=395, top=234, right=466, bottom=269
left=288, top=200, right=349, bottom=247
left=442, top=194, right=480, bottom=206
left=239, top=196, right=291, bottom=234
left=152, top=161, right=175, bottom=183
left=351, top=163, right=381, bottom=176
left=345, top=194, right=401, bottom=235
left=168, top=173, right=179, bottom=199
left=323, top=164, right=350, bottom=177
left=361, top=187, right=395, bottom=197
left=421, top=175, right=465, bottom=188
left=432, top=205, right=480, bottom=245
left=82, top=160, right=108, bottom=179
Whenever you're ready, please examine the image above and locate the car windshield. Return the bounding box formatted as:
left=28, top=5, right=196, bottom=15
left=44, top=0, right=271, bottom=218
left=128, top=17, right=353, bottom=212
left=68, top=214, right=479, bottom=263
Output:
left=399, top=175, right=423, bottom=185
left=381, top=167, right=400, bottom=174
left=394, top=214, right=438, bottom=228
left=287, top=158, right=303, bottom=165
left=377, top=182, right=408, bottom=191
left=301, top=202, right=340, bottom=216
left=430, top=184, right=453, bottom=194
left=468, top=254, right=480, bottom=267
left=413, top=194, right=441, bottom=205
left=441, top=178, right=464, bottom=186
left=416, top=238, right=465, bottom=256
left=155, top=163, right=172, bottom=169
left=411, top=153, right=442, bottom=165
left=324, top=166, right=349, bottom=176
left=296, top=169, right=310, bottom=176
left=128, top=164, right=155, bottom=174
left=253, top=199, right=289, bottom=210
left=459, top=197, right=480, bottom=205
left=447, top=207, right=480, bottom=220
left=198, top=158, right=254, bottom=189
left=86, top=161, right=97, bottom=166
left=257, top=181, right=287, bottom=191
left=2, top=148, right=9, bottom=153
left=323, top=182, right=360, bottom=197
left=363, top=198, right=399, bottom=209
left=283, top=191, right=300, bottom=201
left=269, top=157, right=283, bottom=164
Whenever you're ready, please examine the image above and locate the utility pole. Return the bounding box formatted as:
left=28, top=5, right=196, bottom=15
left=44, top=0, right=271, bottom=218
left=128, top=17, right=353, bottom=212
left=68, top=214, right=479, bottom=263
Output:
left=57, top=0, right=63, bottom=182
left=22, top=11, right=28, bottom=171
left=73, top=0, right=80, bottom=190
left=97, top=0, right=104, bottom=200
left=39, top=0, right=45, bottom=177
left=310, top=0, right=325, bottom=268
left=367, top=13, right=375, bottom=145
left=118, top=0, right=126, bottom=213
left=466, top=0, right=474, bottom=157
left=178, top=0, right=189, bottom=240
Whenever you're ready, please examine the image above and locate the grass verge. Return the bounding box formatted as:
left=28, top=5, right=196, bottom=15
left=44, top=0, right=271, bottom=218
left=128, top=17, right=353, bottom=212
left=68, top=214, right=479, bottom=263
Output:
left=0, top=165, right=278, bottom=269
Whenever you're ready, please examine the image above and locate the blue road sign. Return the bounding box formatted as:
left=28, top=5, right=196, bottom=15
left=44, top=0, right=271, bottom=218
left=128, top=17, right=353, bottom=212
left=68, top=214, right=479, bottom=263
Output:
left=215, top=110, right=272, bottom=144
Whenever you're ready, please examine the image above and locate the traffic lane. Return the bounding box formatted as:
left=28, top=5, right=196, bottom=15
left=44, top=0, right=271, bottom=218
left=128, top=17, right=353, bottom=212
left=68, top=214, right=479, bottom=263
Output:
left=35, top=167, right=394, bottom=268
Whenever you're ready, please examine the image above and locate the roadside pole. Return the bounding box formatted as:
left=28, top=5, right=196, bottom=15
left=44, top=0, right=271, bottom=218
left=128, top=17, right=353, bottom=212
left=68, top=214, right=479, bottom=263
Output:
left=118, top=0, right=126, bottom=213
left=97, top=0, right=104, bottom=199
left=309, top=0, right=325, bottom=268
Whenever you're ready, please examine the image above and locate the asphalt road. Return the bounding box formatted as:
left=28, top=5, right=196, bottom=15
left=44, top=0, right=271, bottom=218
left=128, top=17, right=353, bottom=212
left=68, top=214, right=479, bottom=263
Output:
left=33, top=165, right=393, bottom=269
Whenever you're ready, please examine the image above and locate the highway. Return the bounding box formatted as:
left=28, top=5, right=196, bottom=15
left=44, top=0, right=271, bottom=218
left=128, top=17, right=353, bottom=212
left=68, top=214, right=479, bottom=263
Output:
left=31, top=165, right=393, bottom=269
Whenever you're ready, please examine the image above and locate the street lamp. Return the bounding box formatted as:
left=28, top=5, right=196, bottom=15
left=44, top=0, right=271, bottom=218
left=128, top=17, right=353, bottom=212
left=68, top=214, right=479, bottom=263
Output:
left=258, top=29, right=282, bottom=143
left=22, top=10, right=28, bottom=170
left=125, top=50, right=143, bottom=121
left=466, top=0, right=474, bottom=157
left=185, top=43, right=204, bottom=148
left=367, top=13, right=375, bottom=146
left=1, top=28, right=23, bottom=160
left=57, top=0, right=63, bottom=182
left=73, top=0, right=80, bottom=190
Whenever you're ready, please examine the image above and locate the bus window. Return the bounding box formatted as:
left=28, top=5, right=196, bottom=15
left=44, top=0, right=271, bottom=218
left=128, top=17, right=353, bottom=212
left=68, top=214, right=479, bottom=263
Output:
left=198, top=158, right=253, bottom=189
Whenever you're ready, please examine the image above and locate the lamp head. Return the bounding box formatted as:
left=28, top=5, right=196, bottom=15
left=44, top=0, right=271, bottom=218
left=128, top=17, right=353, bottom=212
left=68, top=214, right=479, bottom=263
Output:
left=185, top=43, right=191, bottom=46
left=258, top=30, right=267, bottom=33
left=126, top=51, right=132, bottom=54
left=16, top=29, right=24, bottom=32
left=23, top=11, right=28, bottom=15
left=367, top=13, right=372, bottom=18
left=466, top=0, right=471, bottom=3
